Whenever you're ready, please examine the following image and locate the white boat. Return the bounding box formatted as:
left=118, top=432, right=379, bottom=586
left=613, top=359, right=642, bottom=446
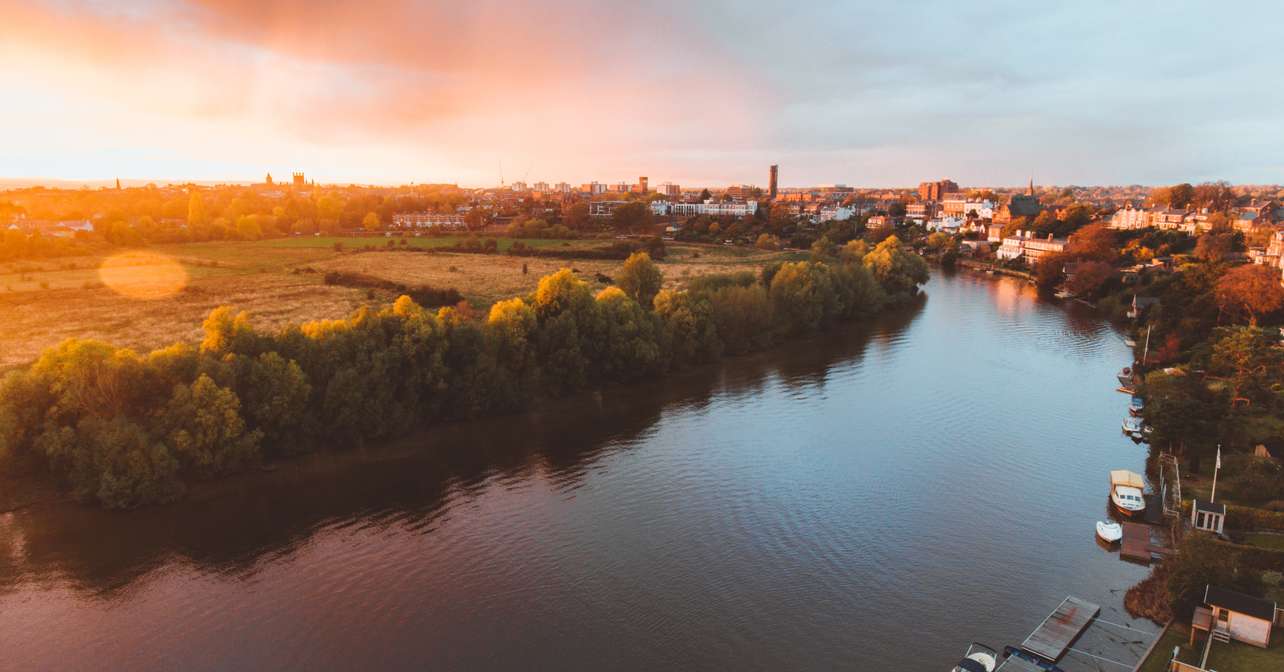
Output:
left=1096, top=520, right=1122, bottom=544
left=1128, top=395, right=1145, bottom=416
left=1124, top=337, right=1137, bottom=347
left=1122, top=416, right=1145, bottom=437
left=951, top=642, right=998, bottom=672
left=1110, top=470, right=1147, bottom=517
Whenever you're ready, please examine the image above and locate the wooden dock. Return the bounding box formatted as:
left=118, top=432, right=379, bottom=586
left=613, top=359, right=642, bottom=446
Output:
left=1019, top=596, right=1100, bottom=662
left=1120, top=521, right=1172, bottom=563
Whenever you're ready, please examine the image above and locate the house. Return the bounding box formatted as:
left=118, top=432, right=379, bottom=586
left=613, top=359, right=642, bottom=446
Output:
left=1151, top=207, right=1190, bottom=230
left=866, top=215, right=891, bottom=230
left=1109, top=206, right=1151, bottom=230
left=996, top=230, right=1067, bottom=265
left=1190, top=585, right=1278, bottom=648
left=1191, top=499, right=1225, bottom=534
left=986, top=222, right=1006, bottom=243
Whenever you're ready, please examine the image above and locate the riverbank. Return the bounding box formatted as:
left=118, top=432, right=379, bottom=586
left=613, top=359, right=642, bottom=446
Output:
left=0, top=240, right=928, bottom=509
left=0, top=272, right=1158, bottom=670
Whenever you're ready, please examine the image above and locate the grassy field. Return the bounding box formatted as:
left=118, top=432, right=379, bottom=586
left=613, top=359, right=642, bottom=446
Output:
left=1136, top=624, right=1193, bottom=672
left=0, top=237, right=792, bottom=370
left=1203, top=634, right=1284, bottom=671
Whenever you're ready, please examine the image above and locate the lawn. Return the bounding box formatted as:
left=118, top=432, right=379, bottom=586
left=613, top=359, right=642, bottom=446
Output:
left=1243, top=532, right=1284, bottom=551
left=1136, top=624, right=1201, bottom=672
left=1203, top=635, right=1284, bottom=672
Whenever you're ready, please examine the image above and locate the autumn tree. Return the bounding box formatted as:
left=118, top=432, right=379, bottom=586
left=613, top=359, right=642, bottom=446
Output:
left=862, top=236, right=928, bottom=300
left=1215, top=264, right=1284, bottom=325
left=616, top=252, right=664, bottom=308
left=564, top=201, right=591, bottom=230
left=1065, top=260, right=1114, bottom=298
left=362, top=211, right=381, bottom=232
left=1195, top=230, right=1236, bottom=263
left=611, top=202, right=653, bottom=232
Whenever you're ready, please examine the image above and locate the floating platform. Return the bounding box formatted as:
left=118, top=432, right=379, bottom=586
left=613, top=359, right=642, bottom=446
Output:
left=995, top=653, right=1048, bottom=671
left=1019, top=596, right=1100, bottom=663
left=1120, top=521, right=1172, bottom=563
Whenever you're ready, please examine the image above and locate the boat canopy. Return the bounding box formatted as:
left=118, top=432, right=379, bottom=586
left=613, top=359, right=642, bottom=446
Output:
left=956, top=659, right=989, bottom=672
left=1110, top=470, right=1145, bottom=489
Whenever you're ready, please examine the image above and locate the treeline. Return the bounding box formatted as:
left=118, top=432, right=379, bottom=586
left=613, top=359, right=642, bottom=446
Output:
left=0, top=238, right=928, bottom=508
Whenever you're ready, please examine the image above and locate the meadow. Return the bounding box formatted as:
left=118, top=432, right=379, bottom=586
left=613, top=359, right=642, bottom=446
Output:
left=0, top=236, right=794, bottom=370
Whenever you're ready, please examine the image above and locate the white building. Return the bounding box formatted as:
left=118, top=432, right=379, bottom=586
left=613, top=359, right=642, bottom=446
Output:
left=392, top=212, right=467, bottom=230
left=926, top=216, right=964, bottom=232
left=649, top=200, right=758, bottom=217
left=1109, top=206, right=1151, bottom=230
left=963, top=199, right=995, bottom=220
left=997, top=230, right=1068, bottom=264
left=817, top=205, right=854, bottom=223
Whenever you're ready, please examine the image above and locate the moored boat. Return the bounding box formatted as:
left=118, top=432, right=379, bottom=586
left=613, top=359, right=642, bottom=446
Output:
left=1109, top=470, right=1146, bottom=517
left=1122, top=416, right=1144, bottom=438
left=1116, top=366, right=1135, bottom=387
left=1096, top=520, right=1122, bottom=544
left=1128, top=395, right=1144, bottom=416
left=952, top=642, right=998, bottom=672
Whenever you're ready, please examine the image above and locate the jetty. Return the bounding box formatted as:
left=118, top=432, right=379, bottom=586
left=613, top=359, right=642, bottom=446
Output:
left=1020, top=596, right=1100, bottom=662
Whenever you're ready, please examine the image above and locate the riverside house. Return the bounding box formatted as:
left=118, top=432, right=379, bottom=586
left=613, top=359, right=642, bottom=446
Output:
left=1190, top=585, right=1279, bottom=649
left=996, top=231, right=1068, bottom=265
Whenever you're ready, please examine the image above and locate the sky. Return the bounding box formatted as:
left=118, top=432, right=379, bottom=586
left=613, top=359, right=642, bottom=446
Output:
left=2, top=0, right=1282, bottom=188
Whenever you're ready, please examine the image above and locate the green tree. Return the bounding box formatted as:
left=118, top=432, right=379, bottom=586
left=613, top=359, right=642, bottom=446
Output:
left=162, top=374, right=261, bottom=478
left=594, top=287, right=661, bottom=381
left=616, top=252, right=664, bottom=308
left=611, top=202, right=653, bottom=232
left=863, top=236, right=929, bottom=299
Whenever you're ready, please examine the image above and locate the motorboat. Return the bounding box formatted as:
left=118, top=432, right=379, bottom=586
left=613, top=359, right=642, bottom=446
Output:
left=1122, top=416, right=1145, bottom=438
left=1123, top=336, right=1137, bottom=348
left=1128, top=395, right=1145, bottom=416
left=1116, top=366, right=1135, bottom=387
left=1110, top=470, right=1147, bottom=517
left=951, top=642, right=998, bottom=672
left=1096, top=521, right=1122, bottom=544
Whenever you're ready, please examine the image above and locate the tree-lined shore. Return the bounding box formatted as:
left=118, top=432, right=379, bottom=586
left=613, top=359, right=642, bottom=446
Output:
left=0, top=240, right=927, bottom=509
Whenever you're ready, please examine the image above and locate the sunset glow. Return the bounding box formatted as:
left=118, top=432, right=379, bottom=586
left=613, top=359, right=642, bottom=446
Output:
left=3, top=1, right=1282, bottom=187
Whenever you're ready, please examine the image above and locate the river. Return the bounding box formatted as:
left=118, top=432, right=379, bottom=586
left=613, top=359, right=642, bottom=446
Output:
left=0, top=271, right=1159, bottom=670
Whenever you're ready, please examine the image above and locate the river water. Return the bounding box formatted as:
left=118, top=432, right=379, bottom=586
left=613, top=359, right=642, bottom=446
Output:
left=0, top=271, right=1159, bottom=670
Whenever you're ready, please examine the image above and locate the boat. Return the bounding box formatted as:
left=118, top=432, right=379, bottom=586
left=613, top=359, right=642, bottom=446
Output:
left=1128, top=395, right=1145, bottom=416
left=1109, top=470, right=1147, bottom=517
left=1123, top=337, right=1137, bottom=348
left=1096, top=520, right=1122, bottom=544
left=1116, top=366, right=1135, bottom=387
left=1122, top=416, right=1145, bottom=438
left=951, top=642, right=998, bottom=672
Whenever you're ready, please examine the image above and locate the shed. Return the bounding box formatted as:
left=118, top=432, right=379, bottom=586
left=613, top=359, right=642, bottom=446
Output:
left=1191, top=499, right=1225, bottom=535
left=1197, top=585, right=1277, bottom=648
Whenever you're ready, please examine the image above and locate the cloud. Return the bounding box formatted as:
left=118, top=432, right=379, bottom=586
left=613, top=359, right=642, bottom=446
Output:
left=1, top=0, right=1282, bottom=186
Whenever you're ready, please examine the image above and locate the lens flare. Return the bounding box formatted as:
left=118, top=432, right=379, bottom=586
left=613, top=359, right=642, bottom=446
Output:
left=98, top=251, right=188, bottom=300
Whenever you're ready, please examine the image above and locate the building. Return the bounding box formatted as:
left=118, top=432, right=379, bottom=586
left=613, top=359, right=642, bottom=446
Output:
left=1233, top=201, right=1276, bottom=233
left=987, top=222, right=1006, bottom=242
left=533, top=182, right=550, bottom=192
left=994, top=193, right=1042, bottom=224
left=941, top=193, right=968, bottom=217
left=769, top=165, right=779, bottom=200
left=1191, top=499, right=1226, bottom=534
left=1191, top=585, right=1278, bottom=649
left=963, top=199, right=995, bottom=220
left=905, top=202, right=937, bottom=223
left=996, top=231, right=1068, bottom=264
left=1151, top=207, right=1189, bottom=230
left=658, top=182, right=681, bottom=198
left=816, top=205, right=854, bottom=223
left=918, top=179, right=959, bottom=201
left=292, top=172, right=305, bottom=187
left=634, top=176, right=648, bottom=194
left=590, top=200, right=630, bottom=217
left=926, top=216, right=964, bottom=232
left=391, top=212, right=467, bottom=230
left=867, top=215, right=891, bottom=230
left=1109, top=206, right=1151, bottom=230
left=650, top=200, right=759, bottom=217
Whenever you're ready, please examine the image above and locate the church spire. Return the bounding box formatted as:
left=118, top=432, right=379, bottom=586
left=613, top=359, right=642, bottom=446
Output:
left=1028, top=177, right=1034, bottom=196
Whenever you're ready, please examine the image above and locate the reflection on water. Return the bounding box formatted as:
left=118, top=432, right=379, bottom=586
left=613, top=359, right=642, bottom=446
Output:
left=0, top=273, right=1158, bottom=671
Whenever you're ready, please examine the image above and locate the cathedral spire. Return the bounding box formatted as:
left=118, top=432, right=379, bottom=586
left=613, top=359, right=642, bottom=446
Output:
left=1028, top=177, right=1034, bottom=196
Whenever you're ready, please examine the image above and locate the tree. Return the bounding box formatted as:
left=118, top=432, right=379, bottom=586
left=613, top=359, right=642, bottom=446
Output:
left=1066, top=223, right=1116, bottom=261
left=594, top=286, right=661, bottom=381
left=362, top=211, right=381, bottom=232
left=564, top=201, right=591, bottom=230
left=1065, top=260, right=1114, bottom=298
left=755, top=233, right=781, bottom=251
left=1215, top=265, right=1284, bottom=325
left=1035, top=253, right=1067, bottom=294
left=187, top=191, right=207, bottom=228
left=862, top=236, right=928, bottom=299
left=1209, top=327, right=1283, bottom=409
left=616, top=252, right=664, bottom=308
left=611, top=202, right=653, bottom=232
left=162, top=374, right=261, bottom=478
left=1195, top=230, right=1236, bottom=263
